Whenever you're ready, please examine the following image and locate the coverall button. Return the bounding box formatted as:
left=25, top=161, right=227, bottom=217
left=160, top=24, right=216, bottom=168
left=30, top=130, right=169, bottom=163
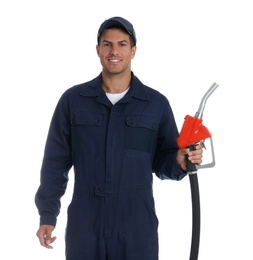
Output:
left=128, top=120, right=134, bottom=126
left=95, top=186, right=105, bottom=196
left=152, top=122, right=157, bottom=129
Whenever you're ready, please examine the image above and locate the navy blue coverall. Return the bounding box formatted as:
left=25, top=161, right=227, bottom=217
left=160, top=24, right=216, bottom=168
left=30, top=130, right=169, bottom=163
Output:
left=35, top=72, right=187, bottom=260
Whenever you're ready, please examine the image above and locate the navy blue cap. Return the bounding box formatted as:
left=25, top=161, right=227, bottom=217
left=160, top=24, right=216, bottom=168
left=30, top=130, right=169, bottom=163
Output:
left=97, top=17, right=137, bottom=46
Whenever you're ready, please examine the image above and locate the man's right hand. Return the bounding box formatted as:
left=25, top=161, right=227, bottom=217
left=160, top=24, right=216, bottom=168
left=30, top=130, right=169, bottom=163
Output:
left=36, top=224, right=56, bottom=249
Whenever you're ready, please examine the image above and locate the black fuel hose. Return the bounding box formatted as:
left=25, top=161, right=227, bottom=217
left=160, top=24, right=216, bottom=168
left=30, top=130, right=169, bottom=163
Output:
left=189, top=173, right=200, bottom=260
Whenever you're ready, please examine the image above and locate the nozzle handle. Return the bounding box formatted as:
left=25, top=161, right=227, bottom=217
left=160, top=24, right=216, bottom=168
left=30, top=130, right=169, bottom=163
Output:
left=197, top=137, right=216, bottom=169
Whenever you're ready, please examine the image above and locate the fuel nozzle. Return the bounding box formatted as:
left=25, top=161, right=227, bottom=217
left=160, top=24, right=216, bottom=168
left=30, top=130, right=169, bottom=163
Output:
left=177, top=82, right=219, bottom=173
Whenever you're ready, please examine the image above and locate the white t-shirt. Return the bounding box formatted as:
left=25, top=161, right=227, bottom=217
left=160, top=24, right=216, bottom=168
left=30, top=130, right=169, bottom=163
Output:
left=106, top=87, right=130, bottom=105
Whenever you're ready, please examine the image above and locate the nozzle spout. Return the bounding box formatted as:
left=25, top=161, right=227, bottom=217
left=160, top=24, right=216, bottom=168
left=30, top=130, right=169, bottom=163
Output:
left=195, top=82, right=219, bottom=119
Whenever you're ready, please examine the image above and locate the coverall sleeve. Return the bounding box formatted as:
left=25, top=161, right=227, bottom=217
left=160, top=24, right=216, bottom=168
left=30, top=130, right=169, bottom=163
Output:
left=35, top=92, right=72, bottom=226
left=152, top=98, right=187, bottom=181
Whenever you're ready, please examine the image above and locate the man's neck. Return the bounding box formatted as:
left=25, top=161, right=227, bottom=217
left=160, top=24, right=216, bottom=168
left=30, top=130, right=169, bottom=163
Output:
left=101, top=70, right=131, bottom=94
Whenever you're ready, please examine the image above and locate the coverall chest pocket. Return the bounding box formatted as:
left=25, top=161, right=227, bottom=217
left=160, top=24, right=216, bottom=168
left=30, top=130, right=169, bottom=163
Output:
left=71, top=111, right=102, bottom=126
left=125, top=115, right=158, bottom=153
left=71, top=111, right=103, bottom=150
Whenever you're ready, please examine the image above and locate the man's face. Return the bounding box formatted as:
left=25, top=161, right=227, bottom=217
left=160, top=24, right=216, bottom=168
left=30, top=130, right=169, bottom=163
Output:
left=96, top=28, right=136, bottom=75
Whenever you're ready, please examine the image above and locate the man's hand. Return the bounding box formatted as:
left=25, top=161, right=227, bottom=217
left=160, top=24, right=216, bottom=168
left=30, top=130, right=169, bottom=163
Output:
left=36, top=225, right=56, bottom=249
left=176, top=144, right=203, bottom=171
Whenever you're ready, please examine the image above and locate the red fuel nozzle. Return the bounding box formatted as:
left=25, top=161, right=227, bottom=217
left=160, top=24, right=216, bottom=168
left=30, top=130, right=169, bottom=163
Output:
left=177, top=115, right=212, bottom=149
left=177, top=82, right=218, bottom=170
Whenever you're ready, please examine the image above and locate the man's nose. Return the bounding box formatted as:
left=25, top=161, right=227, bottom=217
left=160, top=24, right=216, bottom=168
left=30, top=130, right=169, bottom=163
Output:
left=110, top=45, right=119, bottom=54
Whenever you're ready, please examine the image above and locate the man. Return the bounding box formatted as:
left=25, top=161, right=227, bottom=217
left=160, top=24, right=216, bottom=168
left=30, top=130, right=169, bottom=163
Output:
left=35, top=16, right=203, bottom=260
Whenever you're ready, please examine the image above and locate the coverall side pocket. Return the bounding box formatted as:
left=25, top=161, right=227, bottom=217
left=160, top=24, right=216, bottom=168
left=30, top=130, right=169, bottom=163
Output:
left=126, top=196, right=159, bottom=257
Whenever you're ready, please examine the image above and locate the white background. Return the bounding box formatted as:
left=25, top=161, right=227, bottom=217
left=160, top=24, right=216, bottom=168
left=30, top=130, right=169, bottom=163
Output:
left=1, top=0, right=252, bottom=259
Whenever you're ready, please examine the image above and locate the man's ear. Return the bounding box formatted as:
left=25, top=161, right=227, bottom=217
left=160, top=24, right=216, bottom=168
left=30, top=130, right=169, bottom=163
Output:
left=96, top=45, right=100, bottom=56
left=131, top=46, right=137, bottom=59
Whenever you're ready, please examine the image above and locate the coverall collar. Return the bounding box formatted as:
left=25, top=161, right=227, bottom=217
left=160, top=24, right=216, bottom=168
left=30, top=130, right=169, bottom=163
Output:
left=79, top=72, right=150, bottom=102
